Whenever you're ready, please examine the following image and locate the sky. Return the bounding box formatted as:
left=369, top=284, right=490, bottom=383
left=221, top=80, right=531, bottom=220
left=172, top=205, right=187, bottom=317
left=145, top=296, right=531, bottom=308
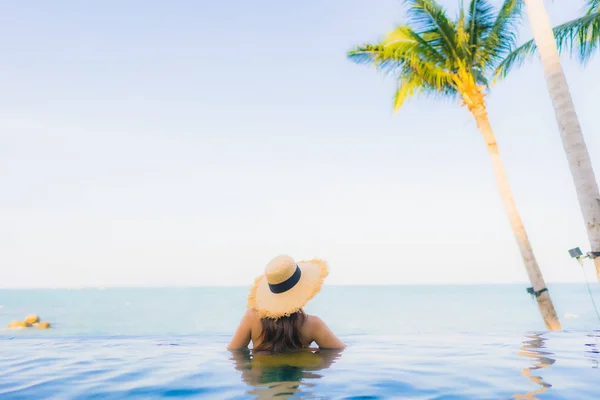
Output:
left=1, top=0, right=599, bottom=288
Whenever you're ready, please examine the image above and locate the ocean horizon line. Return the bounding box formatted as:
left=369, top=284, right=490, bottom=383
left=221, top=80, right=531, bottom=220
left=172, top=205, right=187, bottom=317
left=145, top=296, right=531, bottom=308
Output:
left=0, top=281, right=595, bottom=290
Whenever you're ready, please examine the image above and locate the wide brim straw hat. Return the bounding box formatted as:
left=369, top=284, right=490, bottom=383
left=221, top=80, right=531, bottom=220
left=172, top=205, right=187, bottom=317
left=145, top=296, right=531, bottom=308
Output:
left=248, top=255, right=328, bottom=319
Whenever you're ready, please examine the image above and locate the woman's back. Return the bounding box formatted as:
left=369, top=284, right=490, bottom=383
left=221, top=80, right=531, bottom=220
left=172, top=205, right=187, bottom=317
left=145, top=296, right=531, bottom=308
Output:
left=227, top=255, right=345, bottom=352
left=229, top=308, right=344, bottom=351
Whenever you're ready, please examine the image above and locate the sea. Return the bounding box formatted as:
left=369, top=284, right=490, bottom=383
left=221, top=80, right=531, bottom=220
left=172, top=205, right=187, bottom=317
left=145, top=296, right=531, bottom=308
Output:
left=1, top=284, right=599, bottom=399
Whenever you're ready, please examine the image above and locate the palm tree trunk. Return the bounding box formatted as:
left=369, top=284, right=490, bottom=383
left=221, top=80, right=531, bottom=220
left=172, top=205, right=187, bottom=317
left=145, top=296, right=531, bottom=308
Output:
left=469, top=100, right=562, bottom=331
left=523, top=0, right=600, bottom=280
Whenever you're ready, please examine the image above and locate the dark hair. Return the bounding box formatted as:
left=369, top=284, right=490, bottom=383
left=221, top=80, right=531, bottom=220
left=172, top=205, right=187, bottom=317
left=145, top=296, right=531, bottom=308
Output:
left=254, top=309, right=306, bottom=353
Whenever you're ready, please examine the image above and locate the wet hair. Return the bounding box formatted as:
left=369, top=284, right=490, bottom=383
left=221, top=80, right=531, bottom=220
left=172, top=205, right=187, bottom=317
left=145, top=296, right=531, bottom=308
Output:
left=253, top=309, right=306, bottom=353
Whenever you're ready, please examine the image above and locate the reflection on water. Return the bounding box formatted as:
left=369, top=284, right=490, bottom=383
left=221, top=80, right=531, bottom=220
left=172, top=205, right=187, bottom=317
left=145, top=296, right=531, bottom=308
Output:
left=229, top=348, right=343, bottom=399
left=514, top=333, right=555, bottom=400
left=585, top=333, right=599, bottom=369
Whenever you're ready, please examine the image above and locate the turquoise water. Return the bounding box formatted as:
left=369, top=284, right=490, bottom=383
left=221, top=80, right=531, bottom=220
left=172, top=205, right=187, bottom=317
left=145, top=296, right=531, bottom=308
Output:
left=1, top=284, right=600, bottom=398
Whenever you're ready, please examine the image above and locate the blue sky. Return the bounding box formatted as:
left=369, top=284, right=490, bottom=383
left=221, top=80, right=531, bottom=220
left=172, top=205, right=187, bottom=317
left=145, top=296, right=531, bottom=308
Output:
left=1, top=0, right=599, bottom=288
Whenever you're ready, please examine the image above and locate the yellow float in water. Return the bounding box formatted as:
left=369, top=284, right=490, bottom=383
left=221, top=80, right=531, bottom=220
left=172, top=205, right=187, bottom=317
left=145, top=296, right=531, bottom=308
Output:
left=24, top=314, right=40, bottom=325
left=7, top=314, right=51, bottom=329
left=7, top=320, right=31, bottom=329
left=34, top=322, right=51, bottom=329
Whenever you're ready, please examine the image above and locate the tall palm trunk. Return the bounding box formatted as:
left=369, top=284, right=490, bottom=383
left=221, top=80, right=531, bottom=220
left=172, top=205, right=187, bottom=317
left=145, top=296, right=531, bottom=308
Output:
left=467, top=92, right=562, bottom=330
left=523, top=0, right=600, bottom=279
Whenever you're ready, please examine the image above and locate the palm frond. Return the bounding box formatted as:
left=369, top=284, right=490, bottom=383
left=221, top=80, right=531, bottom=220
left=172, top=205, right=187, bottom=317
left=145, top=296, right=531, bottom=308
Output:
left=494, top=39, right=536, bottom=79
left=393, top=78, right=420, bottom=111
left=578, top=0, right=599, bottom=63
left=384, top=25, right=446, bottom=64
left=479, top=0, right=523, bottom=71
left=496, top=12, right=600, bottom=73
left=466, top=0, right=496, bottom=65
left=349, top=41, right=455, bottom=92
left=348, top=34, right=456, bottom=110
left=554, top=13, right=600, bottom=64
left=456, top=4, right=472, bottom=61
left=397, top=65, right=459, bottom=104
left=586, top=0, right=600, bottom=15
left=348, top=44, right=399, bottom=73
left=404, top=0, right=462, bottom=63
left=347, top=44, right=386, bottom=65
left=391, top=71, right=459, bottom=110
left=568, top=11, right=600, bottom=63
left=401, top=59, right=455, bottom=92
left=348, top=42, right=423, bottom=76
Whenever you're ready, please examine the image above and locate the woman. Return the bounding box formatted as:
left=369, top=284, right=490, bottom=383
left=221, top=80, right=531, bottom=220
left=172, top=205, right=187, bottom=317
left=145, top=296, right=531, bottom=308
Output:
left=228, top=255, right=345, bottom=352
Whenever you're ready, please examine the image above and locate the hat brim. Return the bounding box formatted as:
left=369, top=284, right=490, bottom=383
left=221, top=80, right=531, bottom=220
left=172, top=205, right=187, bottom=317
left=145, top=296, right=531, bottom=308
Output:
left=247, top=259, right=328, bottom=319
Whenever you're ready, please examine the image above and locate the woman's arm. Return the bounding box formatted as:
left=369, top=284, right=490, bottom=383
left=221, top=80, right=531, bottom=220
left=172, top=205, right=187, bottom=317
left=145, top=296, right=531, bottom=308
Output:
left=227, top=309, right=255, bottom=350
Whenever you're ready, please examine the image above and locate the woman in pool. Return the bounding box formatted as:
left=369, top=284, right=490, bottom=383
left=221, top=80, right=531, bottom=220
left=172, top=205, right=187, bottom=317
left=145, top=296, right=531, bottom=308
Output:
left=228, top=255, right=345, bottom=352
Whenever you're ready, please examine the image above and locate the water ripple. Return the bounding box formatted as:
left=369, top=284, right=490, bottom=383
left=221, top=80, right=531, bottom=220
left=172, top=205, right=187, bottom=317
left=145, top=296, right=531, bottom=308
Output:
left=1, top=333, right=600, bottom=399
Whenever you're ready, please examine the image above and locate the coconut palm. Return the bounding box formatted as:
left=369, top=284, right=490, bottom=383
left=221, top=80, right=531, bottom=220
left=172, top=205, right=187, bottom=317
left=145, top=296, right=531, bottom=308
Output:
left=347, top=0, right=561, bottom=330
left=498, top=0, right=600, bottom=282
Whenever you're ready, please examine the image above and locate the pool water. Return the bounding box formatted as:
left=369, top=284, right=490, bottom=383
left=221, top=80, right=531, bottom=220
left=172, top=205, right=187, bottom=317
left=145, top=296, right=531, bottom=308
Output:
left=1, top=332, right=599, bottom=399
left=1, top=285, right=600, bottom=398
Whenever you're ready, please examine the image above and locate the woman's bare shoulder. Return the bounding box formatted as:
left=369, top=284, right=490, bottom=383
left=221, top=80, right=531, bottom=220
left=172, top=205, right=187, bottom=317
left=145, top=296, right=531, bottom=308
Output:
left=242, top=308, right=260, bottom=324
left=245, top=308, right=258, bottom=316
left=303, top=314, right=345, bottom=348
left=304, top=314, right=325, bottom=329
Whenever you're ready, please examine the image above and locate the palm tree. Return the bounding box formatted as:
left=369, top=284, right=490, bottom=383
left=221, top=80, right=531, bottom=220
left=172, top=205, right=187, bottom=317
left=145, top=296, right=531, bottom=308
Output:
left=497, top=0, right=600, bottom=282
left=347, top=0, right=561, bottom=330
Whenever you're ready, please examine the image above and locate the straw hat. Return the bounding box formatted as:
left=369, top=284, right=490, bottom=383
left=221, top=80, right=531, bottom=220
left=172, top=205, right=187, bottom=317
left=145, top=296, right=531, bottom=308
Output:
left=248, top=255, right=328, bottom=319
